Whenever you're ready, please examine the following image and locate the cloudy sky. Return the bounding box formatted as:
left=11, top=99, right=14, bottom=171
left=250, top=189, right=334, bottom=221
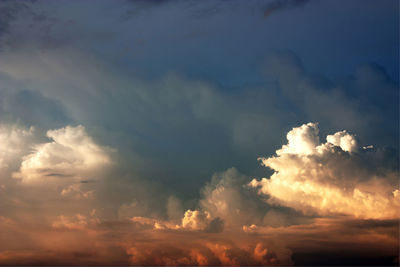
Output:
left=0, top=0, right=398, bottom=265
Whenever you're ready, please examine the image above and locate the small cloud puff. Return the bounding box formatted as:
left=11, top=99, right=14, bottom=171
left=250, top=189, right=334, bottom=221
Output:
left=326, top=130, right=358, bottom=153
left=250, top=122, right=399, bottom=219
left=181, top=209, right=212, bottom=230
left=130, top=209, right=214, bottom=231
left=61, top=183, right=94, bottom=199
left=13, top=125, right=111, bottom=184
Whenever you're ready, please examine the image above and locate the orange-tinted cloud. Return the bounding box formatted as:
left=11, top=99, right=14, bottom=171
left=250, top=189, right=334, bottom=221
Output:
left=0, top=122, right=398, bottom=265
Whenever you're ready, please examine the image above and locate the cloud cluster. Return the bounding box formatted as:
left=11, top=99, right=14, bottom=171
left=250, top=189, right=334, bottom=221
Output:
left=0, top=47, right=397, bottom=199
left=181, top=209, right=212, bottom=230
left=250, top=122, right=399, bottom=219
left=0, top=121, right=398, bottom=265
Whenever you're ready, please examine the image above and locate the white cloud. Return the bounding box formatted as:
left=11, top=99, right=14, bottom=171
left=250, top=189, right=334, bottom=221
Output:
left=250, top=122, right=400, bottom=219
left=277, top=122, right=320, bottom=155
left=326, top=130, right=358, bottom=153
left=13, top=125, right=112, bottom=184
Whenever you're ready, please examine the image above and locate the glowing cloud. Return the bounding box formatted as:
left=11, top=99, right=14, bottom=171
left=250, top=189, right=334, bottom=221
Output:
left=130, top=210, right=213, bottom=231
left=250, top=123, right=399, bottom=219
left=181, top=209, right=212, bottom=230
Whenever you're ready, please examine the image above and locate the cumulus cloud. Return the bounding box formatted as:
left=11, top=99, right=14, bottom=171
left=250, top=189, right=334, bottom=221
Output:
left=0, top=2, right=397, bottom=265
left=0, top=47, right=397, bottom=198
left=125, top=166, right=312, bottom=233
left=13, top=125, right=112, bottom=184
left=0, top=121, right=397, bottom=266
left=250, top=122, right=400, bottom=219
left=326, top=130, right=358, bottom=153
left=181, top=209, right=212, bottom=230
left=277, top=122, right=320, bottom=155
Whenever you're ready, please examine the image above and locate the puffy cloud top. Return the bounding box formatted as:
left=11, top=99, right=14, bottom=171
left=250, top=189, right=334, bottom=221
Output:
left=326, top=130, right=358, bottom=153
left=181, top=210, right=212, bottom=230
left=278, top=122, right=320, bottom=155
left=251, top=123, right=399, bottom=219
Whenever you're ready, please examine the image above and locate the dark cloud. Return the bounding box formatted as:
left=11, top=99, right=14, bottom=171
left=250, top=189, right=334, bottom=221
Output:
left=0, top=1, right=30, bottom=35
left=0, top=0, right=40, bottom=49
left=263, top=0, right=310, bottom=19
left=205, top=217, right=225, bottom=233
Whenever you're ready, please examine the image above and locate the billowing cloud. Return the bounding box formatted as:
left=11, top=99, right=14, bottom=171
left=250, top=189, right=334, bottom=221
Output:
left=13, top=125, right=112, bottom=184
left=250, top=122, right=400, bottom=219
left=181, top=209, right=212, bottom=230
left=326, top=130, right=358, bottom=153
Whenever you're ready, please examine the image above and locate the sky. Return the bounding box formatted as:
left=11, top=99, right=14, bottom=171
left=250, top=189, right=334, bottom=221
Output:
left=0, top=0, right=398, bottom=265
